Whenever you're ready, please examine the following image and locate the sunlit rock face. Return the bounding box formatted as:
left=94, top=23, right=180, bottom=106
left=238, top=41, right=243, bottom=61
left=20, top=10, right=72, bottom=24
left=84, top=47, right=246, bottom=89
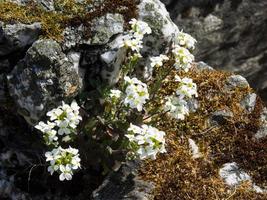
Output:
left=161, top=0, right=267, bottom=103
left=7, top=39, right=82, bottom=124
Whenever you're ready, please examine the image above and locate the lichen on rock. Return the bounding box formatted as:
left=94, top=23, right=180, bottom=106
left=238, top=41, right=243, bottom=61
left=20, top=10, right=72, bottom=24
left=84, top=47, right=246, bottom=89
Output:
left=7, top=39, right=82, bottom=124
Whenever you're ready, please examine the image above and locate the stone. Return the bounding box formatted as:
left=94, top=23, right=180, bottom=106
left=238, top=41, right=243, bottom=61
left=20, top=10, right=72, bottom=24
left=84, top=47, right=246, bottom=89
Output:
left=195, top=61, right=214, bottom=71
left=219, top=162, right=251, bottom=187
left=210, top=109, right=233, bottom=126
left=138, top=0, right=179, bottom=55
left=88, top=13, right=124, bottom=45
left=161, top=0, right=267, bottom=103
left=188, top=138, right=202, bottom=159
left=0, top=74, right=8, bottom=106
left=8, top=0, right=55, bottom=11
left=92, top=161, right=155, bottom=200
left=240, top=93, right=257, bottom=112
left=137, top=0, right=179, bottom=78
left=62, top=13, right=124, bottom=50
left=0, top=22, right=41, bottom=56
left=100, top=34, right=127, bottom=85
left=224, top=75, right=249, bottom=90
left=7, top=39, right=82, bottom=124
left=255, top=108, right=267, bottom=140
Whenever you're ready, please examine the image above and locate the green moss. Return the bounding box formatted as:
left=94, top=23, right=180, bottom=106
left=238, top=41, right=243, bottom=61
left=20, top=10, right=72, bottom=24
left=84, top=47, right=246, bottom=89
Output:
left=0, top=0, right=137, bottom=41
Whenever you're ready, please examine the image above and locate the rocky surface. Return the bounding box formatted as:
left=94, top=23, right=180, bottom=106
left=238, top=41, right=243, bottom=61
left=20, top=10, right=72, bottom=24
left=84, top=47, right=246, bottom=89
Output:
left=7, top=39, right=82, bottom=124
left=161, top=0, right=267, bottom=103
left=92, top=162, right=155, bottom=200
left=0, top=0, right=266, bottom=199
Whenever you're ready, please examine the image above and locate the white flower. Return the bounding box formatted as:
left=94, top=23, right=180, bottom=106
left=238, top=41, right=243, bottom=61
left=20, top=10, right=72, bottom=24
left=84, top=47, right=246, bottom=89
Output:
left=109, top=89, right=122, bottom=99
left=45, top=146, right=81, bottom=181
left=35, top=121, right=58, bottom=146
left=172, top=45, right=194, bottom=72
left=126, top=124, right=166, bottom=160
left=123, top=76, right=149, bottom=112
left=59, top=165, right=73, bottom=181
left=177, top=31, right=197, bottom=50
left=122, top=36, right=143, bottom=52
left=129, top=18, right=152, bottom=36
left=150, top=54, right=169, bottom=68
left=175, top=76, right=198, bottom=98
left=164, top=96, right=189, bottom=120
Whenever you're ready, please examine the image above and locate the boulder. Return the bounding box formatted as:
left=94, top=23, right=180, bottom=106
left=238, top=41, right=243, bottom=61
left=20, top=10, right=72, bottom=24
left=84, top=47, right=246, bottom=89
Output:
left=7, top=39, right=82, bottom=124
left=0, top=22, right=41, bottom=56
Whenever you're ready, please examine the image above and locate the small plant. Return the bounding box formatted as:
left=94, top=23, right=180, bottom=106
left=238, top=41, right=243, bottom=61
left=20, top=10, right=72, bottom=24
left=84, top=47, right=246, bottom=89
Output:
left=35, top=19, right=198, bottom=181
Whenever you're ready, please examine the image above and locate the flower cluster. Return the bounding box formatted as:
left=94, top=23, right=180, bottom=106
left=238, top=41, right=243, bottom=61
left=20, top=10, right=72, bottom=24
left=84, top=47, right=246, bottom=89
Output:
left=164, top=96, right=189, bottom=120
left=123, top=76, right=149, bottom=111
left=35, top=101, right=82, bottom=181
left=177, top=31, right=197, bottom=50
left=172, top=45, right=194, bottom=72
left=126, top=124, right=166, bottom=160
left=120, top=19, right=151, bottom=53
left=150, top=54, right=169, bottom=69
left=35, top=101, right=82, bottom=144
left=109, top=89, right=122, bottom=100
left=45, top=146, right=81, bottom=181
left=175, top=75, right=198, bottom=99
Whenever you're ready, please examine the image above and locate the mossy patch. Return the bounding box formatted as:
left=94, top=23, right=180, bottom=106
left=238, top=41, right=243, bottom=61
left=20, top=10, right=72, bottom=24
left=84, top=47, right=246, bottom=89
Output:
left=0, top=0, right=137, bottom=41
left=140, top=65, right=267, bottom=199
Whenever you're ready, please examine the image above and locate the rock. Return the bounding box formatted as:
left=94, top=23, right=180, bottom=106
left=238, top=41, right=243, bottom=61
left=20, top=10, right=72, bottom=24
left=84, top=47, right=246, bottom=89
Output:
left=195, top=61, right=214, bottom=71
left=161, top=0, right=267, bottom=102
left=188, top=138, right=202, bottom=159
left=100, top=34, right=128, bottom=85
left=0, top=59, right=10, bottom=73
left=255, top=108, right=267, bottom=139
left=0, top=22, right=41, bottom=56
left=219, top=162, right=267, bottom=193
left=62, top=13, right=124, bottom=50
left=0, top=74, right=7, bottom=105
left=88, top=13, right=124, bottom=45
left=7, top=39, right=82, bottom=124
left=240, top=93, right=257, bottom=112
left=219, top=162, right=251, bottom=187
left=210, top=109, right=233, bottom=126
left=224, top=75, right=249, bottom=90
left=8, top=0, right=55, bottom=11
left=137, top=0, right=179, bottom=78
left=92, top=161, right=155, bottom=200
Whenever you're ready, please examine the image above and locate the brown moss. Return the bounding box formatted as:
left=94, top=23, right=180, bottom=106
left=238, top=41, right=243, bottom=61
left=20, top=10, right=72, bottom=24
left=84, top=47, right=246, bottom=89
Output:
left=0, top=0, right=137, bottom=41
left=140, top=65, right=267, bottom=199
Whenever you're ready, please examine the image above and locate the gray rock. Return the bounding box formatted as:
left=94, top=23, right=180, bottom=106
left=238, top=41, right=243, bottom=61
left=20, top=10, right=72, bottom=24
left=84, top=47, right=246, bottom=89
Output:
left=137, top=0, right=179, bottom=78
left=0, top=59, right=10, bottom=73
left=88, top=13, right=124, bottom=45
left=92, top=161, right=155, bottom=200
left=100, top=34, right=127, bottom=85
left=210, top=109, right=233, bottom=125
left=195, top=61, right=214, bottom=71
left=219, top=162, right=251, bottom=187
left=8, top=0, right=55, bottom=11
left=255, top=108, right=267, bottom=140
left=225, top=75, right=249, bottom=90
left=240, top=93, right=257, bottom=112
left=62, top=13, right=124, bottom=50
left=0, top=74, right=8, bottom=105
left=161, top=0, right=267, bottom=103
left=0, top=22, right=41, bottom=56
left=7, top=39, right=82, bottom=124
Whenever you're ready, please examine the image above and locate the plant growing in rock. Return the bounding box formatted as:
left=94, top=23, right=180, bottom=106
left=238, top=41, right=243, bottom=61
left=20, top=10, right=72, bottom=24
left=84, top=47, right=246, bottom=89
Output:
left=35, top=19, right=198, bottom=181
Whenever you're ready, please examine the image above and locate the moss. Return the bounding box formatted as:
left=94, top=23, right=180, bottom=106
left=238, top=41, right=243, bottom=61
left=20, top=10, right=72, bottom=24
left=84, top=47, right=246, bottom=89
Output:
left=140, top=64, right=267, bottom=199
left=0, top=0, right=137, bottom=41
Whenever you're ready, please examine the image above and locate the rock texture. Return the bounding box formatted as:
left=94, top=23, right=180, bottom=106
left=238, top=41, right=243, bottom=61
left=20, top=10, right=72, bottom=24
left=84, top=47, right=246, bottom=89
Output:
left=7, top=39, right=82, bottom=124
left=161, top=0, right=267, bottom=102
